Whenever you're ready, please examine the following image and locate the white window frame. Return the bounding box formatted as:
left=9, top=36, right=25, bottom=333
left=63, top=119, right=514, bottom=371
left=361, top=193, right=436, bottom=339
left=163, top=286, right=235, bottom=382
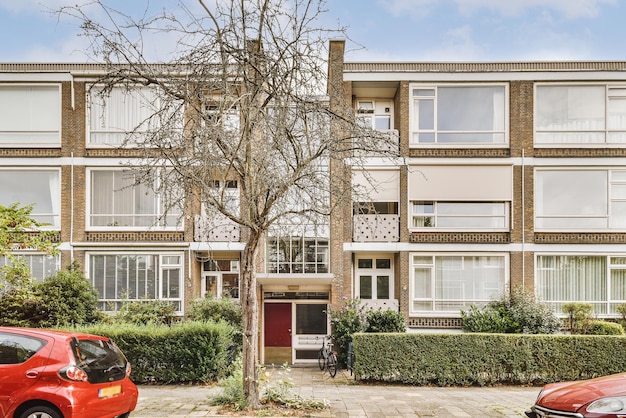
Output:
left=0, top=83, right=62, bottom=147
left=356, top=99, right=393, bottom=131
left=535, top=167, right=626, bottom=232
left=410, top=201, right=510, bottom=231
left=87, top=168, right=183, bottom=231
left=409, top=83, right=508, bottom=147
left=535, top=253, right=626, bottom=317
left=0, top=168, right=61, bottom=228
left=409, top=253, right=509, bottom=317
left=535, top=83, right=626, bottom=147
left=0, top=253, right=61, bottom=282
left=265, top=236, right=330, bottom=274
left=86, top=252, right=184, bottom=314
left=354, top=254, right=394, bottom=300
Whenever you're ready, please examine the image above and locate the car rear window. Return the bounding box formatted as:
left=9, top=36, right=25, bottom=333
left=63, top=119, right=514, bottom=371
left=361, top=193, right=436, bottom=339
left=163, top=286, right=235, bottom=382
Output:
left=0, top=332, right=47, bottom=364
left=71, top=338, right=128, bottom=383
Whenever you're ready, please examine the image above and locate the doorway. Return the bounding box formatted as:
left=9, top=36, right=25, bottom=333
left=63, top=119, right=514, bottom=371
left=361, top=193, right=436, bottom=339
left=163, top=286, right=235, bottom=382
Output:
left=264, top=303, right=292, bottom=364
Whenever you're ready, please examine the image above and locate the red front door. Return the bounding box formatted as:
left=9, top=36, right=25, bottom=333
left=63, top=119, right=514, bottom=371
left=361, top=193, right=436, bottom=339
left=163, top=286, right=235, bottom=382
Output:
left=264, top=303, right=292, bottom=364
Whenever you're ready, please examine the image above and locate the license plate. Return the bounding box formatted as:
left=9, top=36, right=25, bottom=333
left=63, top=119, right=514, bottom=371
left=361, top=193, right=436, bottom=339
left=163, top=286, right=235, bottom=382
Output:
left=98, top=385, right=121, bottom=399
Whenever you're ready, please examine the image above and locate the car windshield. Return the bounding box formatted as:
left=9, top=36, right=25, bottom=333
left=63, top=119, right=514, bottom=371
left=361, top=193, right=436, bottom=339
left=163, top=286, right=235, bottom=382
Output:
left=71, top=338, right=127, bottom=383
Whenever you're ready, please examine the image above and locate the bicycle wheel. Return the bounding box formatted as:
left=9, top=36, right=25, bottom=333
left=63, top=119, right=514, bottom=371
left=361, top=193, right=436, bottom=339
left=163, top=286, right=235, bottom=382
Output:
left=327, top=352, right=338, bottom=377
left=317, top=348, right=325, bottom=370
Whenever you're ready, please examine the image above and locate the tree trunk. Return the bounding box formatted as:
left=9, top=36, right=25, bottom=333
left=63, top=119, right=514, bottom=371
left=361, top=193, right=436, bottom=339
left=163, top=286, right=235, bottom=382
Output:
left=240, top=232, right=260, bottom=408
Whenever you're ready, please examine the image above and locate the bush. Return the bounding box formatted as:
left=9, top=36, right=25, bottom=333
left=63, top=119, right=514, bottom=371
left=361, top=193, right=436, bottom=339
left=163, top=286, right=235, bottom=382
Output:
left=585, top=320, right=624, bottom=335
left=562, top=302, right=593, bottom=334
left=353, top=332, right=626, bottom=386
left=187, top=297, right=242, bottom=329
left=35, top=262, right=102, bottom=327
left=329, top=298, right=369, bottom=367
left=0, top=259, right=41, bottom=326
left=462, top=287, right=561, bottom=334
left=113, top=298, right=176, bottom=325
left=74, top=321, right=238, bottom=384
left=366, top=309, right=406, bottom=333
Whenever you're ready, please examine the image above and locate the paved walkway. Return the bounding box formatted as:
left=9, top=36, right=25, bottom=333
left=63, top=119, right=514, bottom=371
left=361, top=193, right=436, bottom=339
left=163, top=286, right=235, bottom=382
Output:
left=133, top=366, right=540, bottom=417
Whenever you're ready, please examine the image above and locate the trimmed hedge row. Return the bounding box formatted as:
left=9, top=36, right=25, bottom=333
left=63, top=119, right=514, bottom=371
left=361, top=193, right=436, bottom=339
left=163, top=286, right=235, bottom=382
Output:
left=73, top=321, right=239, bottom=384
left=353, top=332, right=626, bottom=386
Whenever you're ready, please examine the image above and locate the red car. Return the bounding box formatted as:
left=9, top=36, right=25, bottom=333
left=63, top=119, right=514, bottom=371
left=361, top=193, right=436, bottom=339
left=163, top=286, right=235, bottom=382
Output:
left=526, top=372, right=626, bottom=418
left=0, top=327, right=138, bottom=418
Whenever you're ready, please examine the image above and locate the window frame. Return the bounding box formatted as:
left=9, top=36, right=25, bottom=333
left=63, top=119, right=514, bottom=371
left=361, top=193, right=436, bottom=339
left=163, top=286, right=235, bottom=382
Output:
left=0, top=83, right=62, bottom=148
left=409, top=83, right=509, bottom=148
left=409, top=201, right=510, bottom=231
left=535, top=253, right=626, bottom=317
left=87, top=167, right=183, bottom=231
left=354, top=254, right=394, bottom=300
left=0, top=168, right=61, bottom=228
left=265, top=236, right=329, bottom=274
left=0, top=253, right=61, bottom=283
left=86, top=252, right=184, bottom=314
left=534, top=83, right=626, bottom=147
left=409, top=253, right=509, bottom=317
left=534, top=167, right=626, bottom=232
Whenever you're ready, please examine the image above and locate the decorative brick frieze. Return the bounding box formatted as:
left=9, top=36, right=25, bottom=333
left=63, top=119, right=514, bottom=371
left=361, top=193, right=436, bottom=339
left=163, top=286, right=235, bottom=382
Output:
left=535, top=233, right=626, bottom=244
left=408, top=148, right=510, bottom=158
left=0, top=148, right=61, bottom=157
left=407, top=317, right=463, bottom=329
left=85, top=231, right=185, bottom=242
left=410, top=232, right=510, bottom=243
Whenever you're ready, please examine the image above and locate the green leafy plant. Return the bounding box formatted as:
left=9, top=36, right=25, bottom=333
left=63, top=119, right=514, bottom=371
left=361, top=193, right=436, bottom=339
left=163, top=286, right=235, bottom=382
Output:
left=329, top=298, right=369, bottom=367
left=113, top=297, right=177, bottom=325
left=366, top=308, right=406, bottom=333
left=187, top=297, right=242, bottom=329
left=461, top=305, right=516, bottom=333
left=562, top=302, right=593, bottom=334
left=585, top=320, right=624, bottom=335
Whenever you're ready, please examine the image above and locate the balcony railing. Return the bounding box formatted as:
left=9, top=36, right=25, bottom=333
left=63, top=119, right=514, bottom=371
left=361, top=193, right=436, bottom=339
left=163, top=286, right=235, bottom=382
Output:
left=194, top=214, right=240, bottom=242
left=353, top=214, right=399, bottom=242
left=360, top=299, right=399, bottom=311
left=353, top=129, right=399, bottom=157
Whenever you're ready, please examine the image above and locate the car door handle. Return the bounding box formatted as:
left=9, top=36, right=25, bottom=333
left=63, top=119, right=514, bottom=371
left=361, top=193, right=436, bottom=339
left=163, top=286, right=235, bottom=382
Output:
left=26, top=370, right=39, bottom=379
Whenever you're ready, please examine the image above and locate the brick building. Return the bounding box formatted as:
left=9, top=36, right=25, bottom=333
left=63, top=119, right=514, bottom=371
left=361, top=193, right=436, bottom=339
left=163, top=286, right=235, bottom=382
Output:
left=1, top=41, right=626, bottom=364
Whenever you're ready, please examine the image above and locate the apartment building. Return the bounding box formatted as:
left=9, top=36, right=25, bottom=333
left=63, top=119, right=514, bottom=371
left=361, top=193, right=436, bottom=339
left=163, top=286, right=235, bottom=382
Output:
left=327, top=39, right=626, bottom=330
left=2, top=41, right=626, bottom=364
left=0, top=63, right=331, bottom=365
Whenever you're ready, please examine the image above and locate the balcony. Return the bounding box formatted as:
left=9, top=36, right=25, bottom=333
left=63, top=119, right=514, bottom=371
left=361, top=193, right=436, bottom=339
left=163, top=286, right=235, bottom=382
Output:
left=353, top=129, right=399, bottom=157
left=353, top=214, right=399, bottom=242
left=194, top=214, right=240, bottom=242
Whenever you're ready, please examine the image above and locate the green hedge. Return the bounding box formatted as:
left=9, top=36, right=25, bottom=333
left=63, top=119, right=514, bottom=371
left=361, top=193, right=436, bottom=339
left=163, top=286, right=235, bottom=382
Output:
left=353, top=332, right=626, bottom=386
left=73, top=321, right=239, bottom=384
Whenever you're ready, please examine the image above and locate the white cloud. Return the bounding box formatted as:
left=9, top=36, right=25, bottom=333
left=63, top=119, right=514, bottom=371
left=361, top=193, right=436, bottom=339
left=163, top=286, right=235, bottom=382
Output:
left=377, top=0, right=440, bottom=20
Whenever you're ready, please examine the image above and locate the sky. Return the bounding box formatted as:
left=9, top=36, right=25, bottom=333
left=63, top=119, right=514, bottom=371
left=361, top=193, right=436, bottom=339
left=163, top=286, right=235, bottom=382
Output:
left=0, top=0, right=625, bottom=63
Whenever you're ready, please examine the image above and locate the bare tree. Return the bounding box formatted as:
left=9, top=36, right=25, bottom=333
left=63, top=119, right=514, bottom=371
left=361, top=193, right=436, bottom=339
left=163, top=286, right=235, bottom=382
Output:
left=59, top=0, right=396, bottom=408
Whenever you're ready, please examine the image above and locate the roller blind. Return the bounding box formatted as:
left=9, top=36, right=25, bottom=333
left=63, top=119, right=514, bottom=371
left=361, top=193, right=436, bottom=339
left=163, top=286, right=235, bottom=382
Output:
left=352, top=169, right=400, bottom=202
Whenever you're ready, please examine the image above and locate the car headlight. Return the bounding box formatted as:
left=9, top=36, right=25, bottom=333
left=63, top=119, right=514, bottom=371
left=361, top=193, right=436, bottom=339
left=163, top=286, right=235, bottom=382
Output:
left=587, top=396, right=626, bottom=413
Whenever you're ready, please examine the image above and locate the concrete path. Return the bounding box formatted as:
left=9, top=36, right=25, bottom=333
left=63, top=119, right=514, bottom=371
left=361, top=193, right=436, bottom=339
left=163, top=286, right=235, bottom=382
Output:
left=133, top=366, right=540, bottom=417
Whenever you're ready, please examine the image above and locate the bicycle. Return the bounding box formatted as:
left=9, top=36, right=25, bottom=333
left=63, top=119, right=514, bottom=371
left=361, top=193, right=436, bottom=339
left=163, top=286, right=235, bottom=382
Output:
left=317, top=335, right=337, bottom=377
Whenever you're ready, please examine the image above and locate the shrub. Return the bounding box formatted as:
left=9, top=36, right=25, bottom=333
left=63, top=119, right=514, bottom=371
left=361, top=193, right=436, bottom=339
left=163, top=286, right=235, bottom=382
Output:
left=187, top=297, right=242, bottom=329
left=562, top=302, right=593, bottom=334
left=462, top=287, right=561, bottom=334
left=114, top=298, right=176, bottom=325
left=366, top=308, right=406, bottom=333
left=329, top=298, right=368, bottom=367
left=585, top=320, right=624, bottom=335
left=35, top=262, right=102, bottom=327
left=0, top=259, right=41, bottom=326
left=461, top=305, right=515, bottom=333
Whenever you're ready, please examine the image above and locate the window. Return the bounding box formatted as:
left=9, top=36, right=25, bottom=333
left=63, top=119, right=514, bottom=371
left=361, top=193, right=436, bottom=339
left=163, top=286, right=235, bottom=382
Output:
left=411, top=201, right=509, bottom=229
left=266, top=237, right=329, bottom=274
left=410, top=84, right=507, bottom=146
left=535, top=169, right=626, bottom=230
left=204, top=103, right=240, bottom=132
left=0, top=170, right=60, bottom=227
left=88, top=253, right=183, bottom=312
left=355, top=256, right=393, bottom=300
left=536, top=84, right=626, bottom=145
left=410, top=254, right=507, bottom=315
left=0, top=254, right=60, bottom=282
left=0, top=332, right=46, bottom=364
left=89, top=169, right=182, bottom=229
left=202, top=259, right=240, bottom=299
left=536, top=255, right=626, bottom=316
left=0, top=84, right=61, bottom=146
left=88, top=85, right=181, bottom=146
left=356, top=100, right=392, bottom=130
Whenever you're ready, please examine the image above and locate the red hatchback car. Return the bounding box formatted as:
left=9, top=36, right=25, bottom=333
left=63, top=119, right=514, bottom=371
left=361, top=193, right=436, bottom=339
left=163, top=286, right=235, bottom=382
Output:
left=0, top=327, right=138, bottom=418
left=526, top=372, right=626, bottom=418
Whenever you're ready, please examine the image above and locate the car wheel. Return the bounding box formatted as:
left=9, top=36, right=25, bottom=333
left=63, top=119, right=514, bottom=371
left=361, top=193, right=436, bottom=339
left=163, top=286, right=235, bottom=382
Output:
left=18, top=405, right=62, bottom=418
left=117, top=413, right=131, bottom=418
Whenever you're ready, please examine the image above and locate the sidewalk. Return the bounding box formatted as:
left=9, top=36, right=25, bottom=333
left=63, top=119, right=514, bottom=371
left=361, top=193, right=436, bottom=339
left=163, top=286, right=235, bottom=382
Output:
left=133, top=366, right=540, bottom=417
